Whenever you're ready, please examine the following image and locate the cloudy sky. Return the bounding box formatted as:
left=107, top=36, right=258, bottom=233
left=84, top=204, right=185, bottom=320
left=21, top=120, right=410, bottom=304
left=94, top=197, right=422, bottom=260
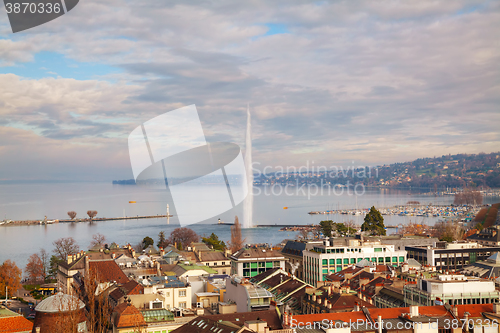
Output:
left=0, top=0, right=499, bottom=181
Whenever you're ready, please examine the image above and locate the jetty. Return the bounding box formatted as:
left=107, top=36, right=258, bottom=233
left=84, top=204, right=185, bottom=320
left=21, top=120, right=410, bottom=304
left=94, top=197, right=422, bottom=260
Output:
left=0, top=214, right=173, bottom=226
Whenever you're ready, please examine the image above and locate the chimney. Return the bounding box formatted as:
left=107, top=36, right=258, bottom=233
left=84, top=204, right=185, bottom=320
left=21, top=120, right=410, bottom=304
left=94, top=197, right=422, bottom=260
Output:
left=35, top=328, right=40, bottom=333
left=464, top=312, right=470, bottom=333
left=112, top=252, right=116, bottom=259
left=324, top=298, right=328, bottom=307
left=410, top=305, right=419, bottom=318
left=317, top=297, right=321, bottom=304
left=452, top=306, right=458, bottom=318
left=67, top=254, right=73, bottom=264
left=85, top=255, right=89, bottom=275
left=354, top=302, right=360, bottom=312
left=494, top=303, right=500, bottom=314
left=160, top=247, right=165, bottom=256
left=312, top=294, right=316, bottom=302
left=377, top=315, right=382, bottom=333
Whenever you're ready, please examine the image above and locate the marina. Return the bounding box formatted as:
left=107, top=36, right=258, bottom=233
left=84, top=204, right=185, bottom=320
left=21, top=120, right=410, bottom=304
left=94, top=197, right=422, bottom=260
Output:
left=308, top=204, right=476, bottom=218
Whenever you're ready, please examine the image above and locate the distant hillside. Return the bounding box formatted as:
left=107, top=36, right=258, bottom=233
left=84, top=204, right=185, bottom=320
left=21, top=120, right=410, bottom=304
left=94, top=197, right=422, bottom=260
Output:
left=375, top=152, right=500, bottom=189
left=113, top=151, right=500, bottom=189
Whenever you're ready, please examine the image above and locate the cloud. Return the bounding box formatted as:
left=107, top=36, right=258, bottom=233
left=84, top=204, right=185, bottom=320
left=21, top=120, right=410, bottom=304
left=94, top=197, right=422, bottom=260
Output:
left=0, top=0, right=498, bottom=180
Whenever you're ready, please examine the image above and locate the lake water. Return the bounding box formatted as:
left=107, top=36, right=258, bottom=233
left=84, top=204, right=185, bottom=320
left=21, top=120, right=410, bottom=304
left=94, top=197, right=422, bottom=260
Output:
left=1, top=182, right=497, bottom=268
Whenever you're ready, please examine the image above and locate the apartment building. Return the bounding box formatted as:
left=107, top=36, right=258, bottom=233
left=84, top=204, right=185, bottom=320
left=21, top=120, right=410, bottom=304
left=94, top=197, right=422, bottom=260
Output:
left=230, top=248, right=286, bottom=278
left=404, top=274, right=500, bottom=306
left=303, top=238, right=406, bottom=287
left=406, top=241, right=500, bottom=271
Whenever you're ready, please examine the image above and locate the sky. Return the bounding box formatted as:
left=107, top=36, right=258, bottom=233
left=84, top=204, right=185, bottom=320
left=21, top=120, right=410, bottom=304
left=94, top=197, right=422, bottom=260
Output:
left=0, top=0, right=499, bottom=181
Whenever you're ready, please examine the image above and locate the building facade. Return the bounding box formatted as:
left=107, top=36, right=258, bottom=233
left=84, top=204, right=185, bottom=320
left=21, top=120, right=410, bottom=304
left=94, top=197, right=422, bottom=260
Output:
left=230, top=248, right=286, bottom=278
left=303, top=239, right=406, bottom=287
left=404, top=274, right=500, bottom=306
left=406, top=242, right=500, bottom=271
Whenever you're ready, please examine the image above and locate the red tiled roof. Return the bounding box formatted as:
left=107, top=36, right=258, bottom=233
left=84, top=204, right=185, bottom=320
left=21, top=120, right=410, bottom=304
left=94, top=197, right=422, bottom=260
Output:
left=206, top=309, right=282, bottom=330
left=109, top=280, right=144, bottom=302
left=455, top=304, right=493, bottom=318
left=0, top=315, right=33, bottom=333
left=291, top=304, right=493, bottom=327
left=89, top=260, right=129, bottom=284
left=114, top=303, right=146, bottom=328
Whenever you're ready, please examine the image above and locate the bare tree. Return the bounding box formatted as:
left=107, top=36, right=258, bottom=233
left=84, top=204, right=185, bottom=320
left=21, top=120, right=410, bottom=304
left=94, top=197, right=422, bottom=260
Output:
left=47, top=292, right=86, bottom=333
left=73, top=268, right=112, bottom=333
left=345, top=219, right=357, bottom=231
left=89, top=233, right=107, bottom=248
left=87, top=210, right=98, bottom=221
left=297, top=229, right=309, bottom=240
left=40, top=248, right=49, bottom=281
left=229, top=216, right=245, bottom=253
left=53, top=237, right=80, bottom=261
left=454, top=190, right=483, bottom=206
left=167, top=228, right=199, bottom=250
left=67, top=211, right=77, bottom=220
left=431, top=220, right=464, bottom=242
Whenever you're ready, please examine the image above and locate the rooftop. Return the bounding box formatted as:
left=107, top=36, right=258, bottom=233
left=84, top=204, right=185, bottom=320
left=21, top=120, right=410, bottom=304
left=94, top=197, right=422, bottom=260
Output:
left=0, top=307, right=33, bottom=333
left=34, top=293, right=85, bottom=313
left=89, top=260, right=130, bottom=284
left=231, top=248, right=284, bottom=260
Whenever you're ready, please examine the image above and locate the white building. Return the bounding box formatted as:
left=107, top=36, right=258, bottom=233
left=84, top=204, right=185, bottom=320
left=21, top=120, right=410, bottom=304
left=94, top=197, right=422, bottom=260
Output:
left=404, top=274, right=500, bottom=306
left=303, top=238, right=407, bottom=286
left=139, top=276, right=192, bottom=310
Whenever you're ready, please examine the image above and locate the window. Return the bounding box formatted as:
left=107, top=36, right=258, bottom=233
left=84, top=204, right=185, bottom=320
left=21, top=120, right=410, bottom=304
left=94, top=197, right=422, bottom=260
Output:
left=343, top=258, right=348, bottom=264
left=399, top=256, right=404, bottom=262
left=274, top=261, right=280, bottom=267
left=392, top=257, right=397, bottom=262
left=374, top=248, right=382, bottom=252
left=336, top=259, right=341, bottom=264
left=350, top=258, right=355, bottom=264
left=243, top=263, right=250, bottom=268
left=329, top=259, right=335, bottom=265
left=222, top=262, right=225, bottom=265
left=322, top=259, right=327, bottom=265
left=179, top=290, right=186, bottom=297
left=385, top=257, right=391, bottom=263
left=179, top=302, right=186, bottom=308
left=214, top=262, right=217, bottom=266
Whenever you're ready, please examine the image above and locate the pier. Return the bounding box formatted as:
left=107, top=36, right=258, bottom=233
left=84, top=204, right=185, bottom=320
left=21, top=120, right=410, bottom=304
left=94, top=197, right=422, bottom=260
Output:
left=0, top=214, right=174, bottom=226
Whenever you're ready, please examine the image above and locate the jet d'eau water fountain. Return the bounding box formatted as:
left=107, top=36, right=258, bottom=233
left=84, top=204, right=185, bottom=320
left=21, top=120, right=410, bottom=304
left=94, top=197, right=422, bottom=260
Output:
left=243, top=106, right=253, bottom=228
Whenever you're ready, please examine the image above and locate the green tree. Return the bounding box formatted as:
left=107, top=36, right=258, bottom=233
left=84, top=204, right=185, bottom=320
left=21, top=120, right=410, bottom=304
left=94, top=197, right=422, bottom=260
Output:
left=141, top=236, right=154, bottom=249
left=202, top=233, right=226, bottom=251
left=319, top=220, right=334, bottom=238
left=334, top=223, right=356, bottom=236
left=361, top=206, right=386, bottom=235
left=158, top=231, right=167, bottom=248
left=48, top=255, right=61, bottom=279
